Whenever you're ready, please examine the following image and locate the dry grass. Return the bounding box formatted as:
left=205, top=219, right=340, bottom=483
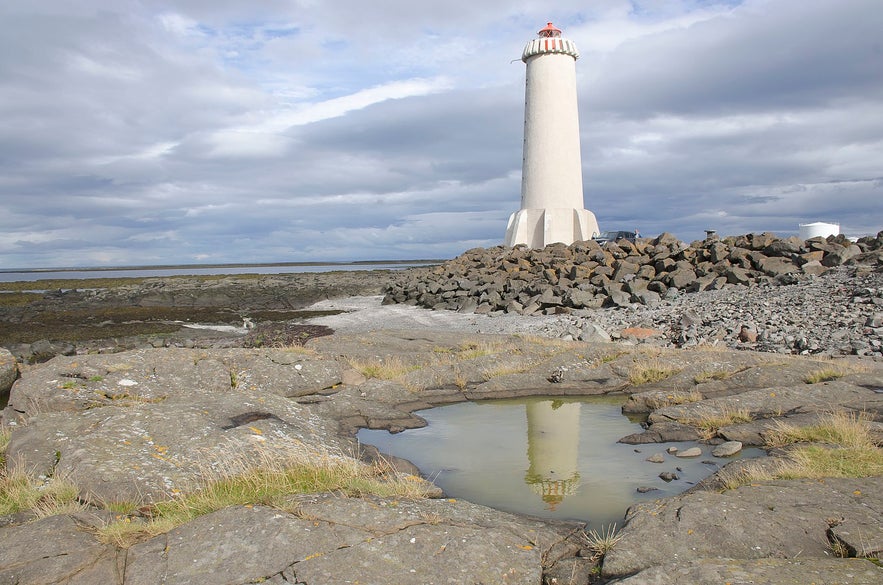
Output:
left=515, top=334, right=577, bottom=352
left=97, top=442, right=434, bottom=547
left=2, top=429, right=433, bottom=547
left=681, top=407, right=753, bottom=440
left=693, top=368, right=744, bottom=384
left=344, top=356, right=422, bottom=380
left=0, top=427, right=9, bottom=468
left=684, top=342, right=728, bottom=353
left=627, top=358, right=682, bottom=386
left=0, top=464, right=83, bottom=518
left=720, top=411, right=883, bottom=490
left=432, top=340, right=520, bottom=363
left=454, top=340, right=514, bottom=360
left=480, top=361, right=532, bottom=381
left=804, top=360, right=869, bottom=384
left=764, top=411, right=877, bottom=449
left=583, top=523, right=623, bottom=561
left=587, top=351, right=627, bottom=368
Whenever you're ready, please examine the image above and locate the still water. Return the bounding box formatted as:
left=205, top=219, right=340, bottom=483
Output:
left=358, top=396, right=762, bottom=527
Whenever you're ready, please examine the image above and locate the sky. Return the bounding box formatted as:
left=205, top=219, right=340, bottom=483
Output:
left=1, top=0, right=881, bottom=268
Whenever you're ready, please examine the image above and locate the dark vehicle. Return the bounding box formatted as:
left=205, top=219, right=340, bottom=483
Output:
left=593, top=230, right=638, bottom=245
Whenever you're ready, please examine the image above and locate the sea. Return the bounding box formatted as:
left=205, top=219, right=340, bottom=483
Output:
left=0, top=260, right=441, bottom=283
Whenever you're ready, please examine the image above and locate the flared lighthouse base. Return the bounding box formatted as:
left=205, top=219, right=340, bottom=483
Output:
left=504, top=207, right=600, bottom=248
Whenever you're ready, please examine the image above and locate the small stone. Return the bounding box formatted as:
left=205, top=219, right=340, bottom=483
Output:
left=676, top=447, right=702, bottom=458
left=666, top=447, right=679, bottom=454
left=645, top=453, right=665, bottom=463
left=738, top=325, right=758, bottom=343
left=712, top=441, right=743, bottom=457
left=637, top=486, right=659, bottom=493
left=659, top=471, right=679, bottom=482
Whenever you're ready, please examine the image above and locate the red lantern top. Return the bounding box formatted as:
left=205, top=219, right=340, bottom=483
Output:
left=538, top=22, right=562, bottom=38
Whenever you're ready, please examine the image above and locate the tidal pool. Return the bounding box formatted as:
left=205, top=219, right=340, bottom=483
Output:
left=358, top=395, right=763, bottom=527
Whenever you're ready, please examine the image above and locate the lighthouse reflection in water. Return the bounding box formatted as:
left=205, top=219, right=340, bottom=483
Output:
left=358, top=395, right=761, bottom=525
left=524, top=400, right=581, bottom=511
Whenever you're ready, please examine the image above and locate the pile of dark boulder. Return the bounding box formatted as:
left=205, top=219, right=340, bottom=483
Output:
left=383, top=231, right=883, bottom=357
left=384, top=231, right=882, bottom=315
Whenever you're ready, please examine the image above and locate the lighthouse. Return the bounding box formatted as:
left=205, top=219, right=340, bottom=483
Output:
left=504, top=23, right=600, bottom=248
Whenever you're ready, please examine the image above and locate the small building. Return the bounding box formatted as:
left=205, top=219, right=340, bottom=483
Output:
left=799, top=222, right=840, bottom=240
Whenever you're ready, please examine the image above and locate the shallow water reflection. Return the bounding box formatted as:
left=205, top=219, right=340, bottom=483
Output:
left=358, top=395, right=763, bottom=526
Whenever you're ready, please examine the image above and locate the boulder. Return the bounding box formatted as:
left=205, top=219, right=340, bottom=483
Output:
left=711, top=440, right=743, bottom=457
left=822, top=244, right=862, bottom=267
left=0, top=348, right=17, bottom=399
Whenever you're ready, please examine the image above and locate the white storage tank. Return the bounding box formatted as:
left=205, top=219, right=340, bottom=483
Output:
left=799, top=222, right=840, bottom=240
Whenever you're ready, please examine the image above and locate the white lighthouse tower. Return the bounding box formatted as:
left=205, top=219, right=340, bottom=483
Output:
left=504, top=23, right=600, bottom=248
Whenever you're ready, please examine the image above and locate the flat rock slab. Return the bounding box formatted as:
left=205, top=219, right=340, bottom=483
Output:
left=0, top=514, right=120, bottom=585
left=603, top=476, right=883, bottom=578
left=125, top=497, right=578, bottom=585
left=7, top=390, right=349, bottom=503
left=3, top=348, right=342, bottom=420
left=610, top=558, right=883, bottom=584
left=125, top=505, right=371, bottom=585
left=288, top=494, right=578, bottom=585
left=650, top=380, right=883, bottom=425
left=635, top=380, right=883, bottom=445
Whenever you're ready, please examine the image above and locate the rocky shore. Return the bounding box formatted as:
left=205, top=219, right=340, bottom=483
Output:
left=1, top=232, right=882, bottom=584
left=385, top=231, right=883, bottom=356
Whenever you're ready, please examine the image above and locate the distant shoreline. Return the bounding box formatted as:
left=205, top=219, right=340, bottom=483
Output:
left=0, top=259, right=444, bottom=274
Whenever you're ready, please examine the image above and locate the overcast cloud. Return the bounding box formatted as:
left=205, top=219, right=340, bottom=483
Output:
left=1, top=0, right=880, bottom=268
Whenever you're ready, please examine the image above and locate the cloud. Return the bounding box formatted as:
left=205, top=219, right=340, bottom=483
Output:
left=0, top=0, right=880, bottom=268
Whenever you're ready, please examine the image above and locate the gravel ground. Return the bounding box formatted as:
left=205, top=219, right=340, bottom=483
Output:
left=306, top=266, right=883, bottom=357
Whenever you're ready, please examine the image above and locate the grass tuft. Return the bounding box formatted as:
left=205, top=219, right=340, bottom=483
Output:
left=345, top=356, right=422, bottom=380
left=97, top=443, right=434, bottom=547
left=720, top=411, right=883, bottom=489
left=628, top=359, right=682, bottom=386
left=583, top=523, right=623, bottom=561
left=681, top=407, right=753, bottom=440
left=804, top=361, right=869, bottom=384
left=0, top=465, right=82, bottom=518
left=0, top=427, right=9, bottom=468
left=694, top=370, right=733, bottom=384
left=480, top=362, right=531, bottom=381
left=588, top=351, right=626, bottom=368
left=764, top=411, right=876, bottom=449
